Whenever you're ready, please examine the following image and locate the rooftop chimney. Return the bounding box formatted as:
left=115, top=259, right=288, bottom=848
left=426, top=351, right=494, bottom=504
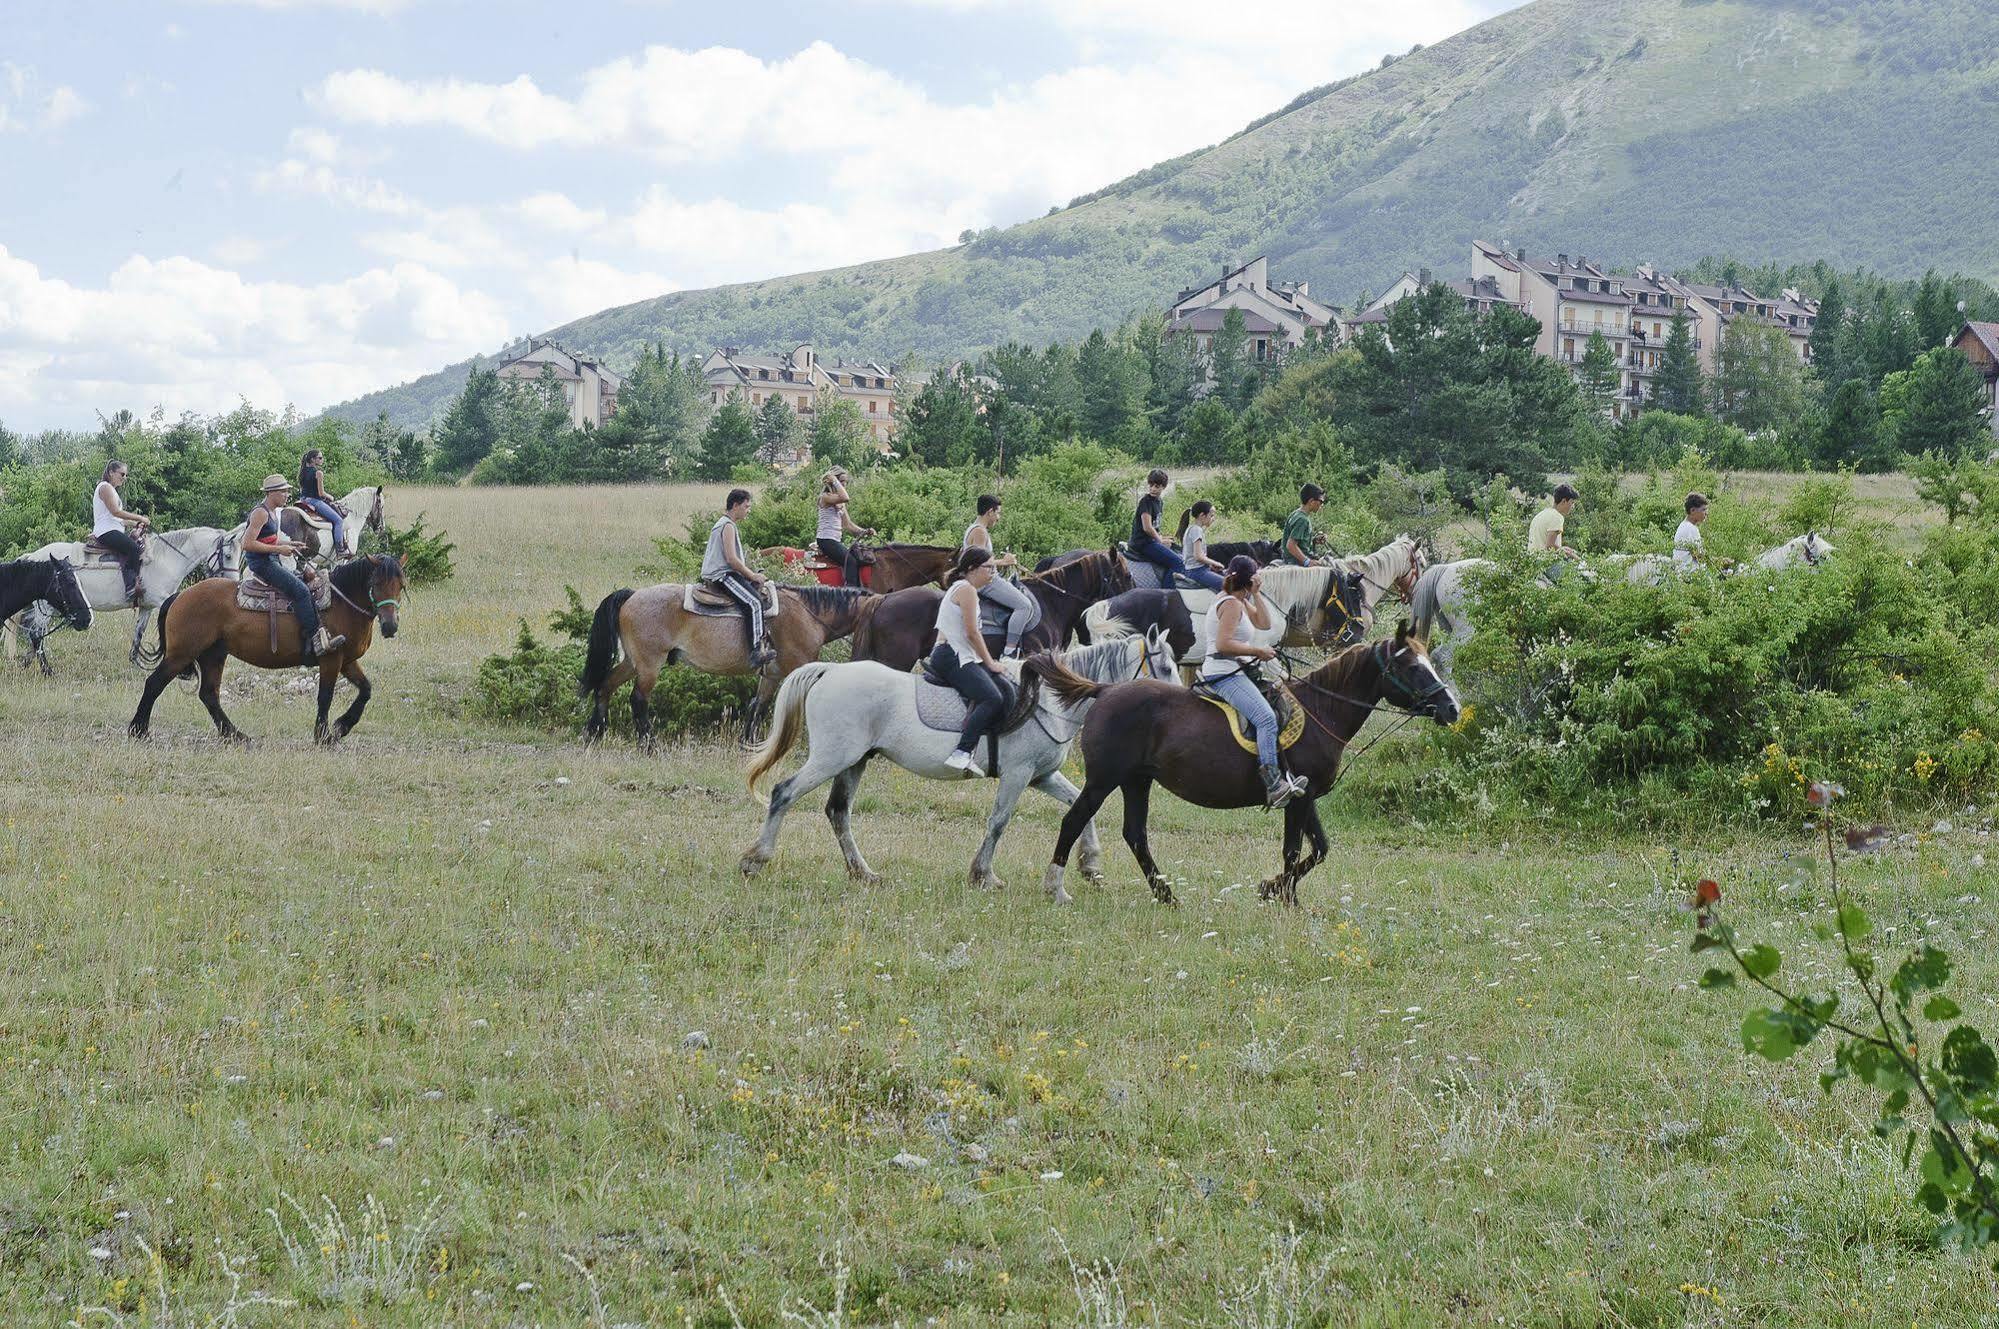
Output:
left=1516, top=248, right=1527, bottom=262
left=1558, top=253, right=1569, bottom=268
left=1418, top=267, right=1433, bottom=286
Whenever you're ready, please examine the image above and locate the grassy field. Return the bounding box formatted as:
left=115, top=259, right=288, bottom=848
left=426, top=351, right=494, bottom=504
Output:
left=2, top=483, right=1995, bottom=1326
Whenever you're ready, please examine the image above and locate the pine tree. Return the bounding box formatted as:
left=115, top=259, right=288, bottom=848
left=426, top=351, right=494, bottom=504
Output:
left=1884, top=348, right=1991, bottom=458
left=1209, top=308, right=1250, bottom=410
left=1816, top=379, right=1886, bottom=470
left=1075, top=328, right=1145, bottom=442
left=434, top=366, right=504, bottom=474
left=1651, top=311, right=1705, bottom=415
left=696, top=391, right=758, bottom=481
left=1577, top=331, right=1621, bottom=421
left=1809, top=278, right=1847, bottom=385
left=1914, top=269, right=1962, bottom=351
left=754, top=391, right=798, bottom=465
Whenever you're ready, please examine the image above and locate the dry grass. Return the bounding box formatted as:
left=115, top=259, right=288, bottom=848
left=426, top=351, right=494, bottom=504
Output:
left=0, top=482, right=1993, bottom=1324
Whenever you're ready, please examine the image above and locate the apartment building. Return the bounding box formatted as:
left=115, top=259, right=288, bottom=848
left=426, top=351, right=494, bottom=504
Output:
left=701, top=343, right=900, bottom=446
left=1166, top=256, right=1341, bottom=366
left=1953, top=322, right=1999, bottom=437
left=493, top=338, right=622, bottom=429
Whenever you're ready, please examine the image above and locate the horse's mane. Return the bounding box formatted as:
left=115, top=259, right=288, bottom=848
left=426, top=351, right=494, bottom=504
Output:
left=781, top=584, right=872, bottom=617
left=1024, top=550, right=1115, bottom=592
left=1329, top=535, right=1416, bottom=585
left=331, top=555, right=396, bottom=598
left=1057, top=634, right=1144, bottom=682
left=1301, top=640, right=1379, bottom=697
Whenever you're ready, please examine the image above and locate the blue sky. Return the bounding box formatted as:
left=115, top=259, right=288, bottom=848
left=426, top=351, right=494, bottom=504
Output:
left=0, top=0, right=1517, bottom=429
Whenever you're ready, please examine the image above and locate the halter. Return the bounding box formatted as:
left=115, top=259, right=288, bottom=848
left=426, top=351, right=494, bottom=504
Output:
left=331, top=562, right=399, bottom=619
left=1800, top=536, right=1822, bottom=568
left=46, top=560, right=91, bottom=628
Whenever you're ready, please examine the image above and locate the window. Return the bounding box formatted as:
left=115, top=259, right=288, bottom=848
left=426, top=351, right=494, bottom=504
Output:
left=797, top=397, right=810, bottom=414
left=752, top=393, right=761, bottom=404
left=868, top=400, right=877, bottom=414
left=711, top=392, right=719, bottom=404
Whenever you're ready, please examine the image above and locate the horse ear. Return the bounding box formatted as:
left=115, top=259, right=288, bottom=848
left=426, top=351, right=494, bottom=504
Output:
left=1394, top=619, right=1409, bottom=645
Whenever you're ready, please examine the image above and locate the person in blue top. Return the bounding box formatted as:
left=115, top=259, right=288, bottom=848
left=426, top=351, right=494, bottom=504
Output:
left=1129, top=469, right=1221, bottom=590
left=297, top=447, right=348, bottom=557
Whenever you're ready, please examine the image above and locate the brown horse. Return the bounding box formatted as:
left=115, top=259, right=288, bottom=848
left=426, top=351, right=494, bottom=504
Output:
left=851, top=549, right=1133, bottom=673
left=845, top=541, right=956, bottom=592
left=128, top=555, right=405, bottom=744
left=579, top=584, right=873, bottom=745
left=1032, top=625, right=1460, bottom=906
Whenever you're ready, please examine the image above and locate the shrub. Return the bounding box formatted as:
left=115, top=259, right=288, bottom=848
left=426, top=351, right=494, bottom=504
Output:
left=471, top=587, right=755, bottom=735
left=360, top=513, right=456, bottom=584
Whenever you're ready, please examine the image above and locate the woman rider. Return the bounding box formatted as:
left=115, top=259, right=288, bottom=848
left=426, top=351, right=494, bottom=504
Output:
left=962, top=493, right=1039, bottom=658
left=934, top=546, right=1008, bottom=776
left=244, top=475, right=345, bottom=661
left=1177, top=500, right=1225, bottom=582
left=91, top=459, right=150, bottom=604
left=1201, top=554, right=1305, bottom=808
left=297, top=447, right=348, bottom=557
left=1131, top=469, right=1221, bottom=590
left=814, top=467, right=873, bottom=586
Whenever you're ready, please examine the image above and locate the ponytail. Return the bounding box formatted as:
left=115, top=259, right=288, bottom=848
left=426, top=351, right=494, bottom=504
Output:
left=1176, top=500, right=1213, bottom=539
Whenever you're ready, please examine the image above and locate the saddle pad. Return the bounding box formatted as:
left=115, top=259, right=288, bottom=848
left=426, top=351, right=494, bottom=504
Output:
left=914, top=676, right=971, bottom=731
left=289, top=504, right=333, bottom=530
left=682, top=583, right=782, bottom=617
left=237, top=573, right=333, bottom=613
left=1196, top=682, right=1306, bottom=754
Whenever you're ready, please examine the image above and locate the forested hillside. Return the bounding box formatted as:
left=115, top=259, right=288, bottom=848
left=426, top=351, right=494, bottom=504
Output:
left=328, top=0, right=1999, bottom=431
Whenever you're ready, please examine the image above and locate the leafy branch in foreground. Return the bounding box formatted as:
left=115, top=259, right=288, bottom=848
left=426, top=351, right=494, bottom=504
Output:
left=1692, top=779, right=1999, bottom=1259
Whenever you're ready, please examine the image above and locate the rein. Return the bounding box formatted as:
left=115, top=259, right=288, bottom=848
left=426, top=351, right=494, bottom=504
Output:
left=1283, top=641, right=1452, bottom=784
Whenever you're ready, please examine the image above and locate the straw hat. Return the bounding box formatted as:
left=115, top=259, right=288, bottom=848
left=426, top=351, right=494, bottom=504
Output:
left=260, top=474, right=292, bottom=493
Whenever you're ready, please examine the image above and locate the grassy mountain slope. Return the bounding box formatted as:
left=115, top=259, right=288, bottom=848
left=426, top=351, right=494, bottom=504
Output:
left=330, top=0, right=1999, bottom=431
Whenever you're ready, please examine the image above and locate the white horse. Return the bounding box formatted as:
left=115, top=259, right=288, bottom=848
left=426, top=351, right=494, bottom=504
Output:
left=1623, top=531, right=1835, bottom=586
left=4, top=526, right=234, bottom=669
left=1088, top=535, right=1426, bottom=670
left=740, top=630, right=1179, bottom=900
left=227, top=486, right=385, bottom=566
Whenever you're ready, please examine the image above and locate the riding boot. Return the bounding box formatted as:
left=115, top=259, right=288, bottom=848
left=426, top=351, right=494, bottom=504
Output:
left=750, top=635, right=776, bottom=673
left=1260, top=764, right=1300, bottom=809
left=312, top=626, right=347, bottom=658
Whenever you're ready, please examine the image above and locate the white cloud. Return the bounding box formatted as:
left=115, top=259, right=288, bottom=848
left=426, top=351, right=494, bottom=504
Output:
left=0, top=244, right=508, bottom=427
left=0, top=62, right=91, bottom=132
left=197, top=0, right=423, bottom=12
left=513, top=192, right=607, bottom=234
left=897, top=0, right=1510, bottom=59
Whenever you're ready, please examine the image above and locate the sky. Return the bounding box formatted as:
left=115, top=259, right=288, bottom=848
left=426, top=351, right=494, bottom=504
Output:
left=0, top=0, right=1518, bottom=431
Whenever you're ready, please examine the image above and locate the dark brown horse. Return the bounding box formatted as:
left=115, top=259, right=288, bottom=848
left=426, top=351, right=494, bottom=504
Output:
left=128, top=555, right=405, bottom=743
left=580, top=584, right=873, bottom=745
left=851, top=549, right=1133, bottom=673
left=1032, top=625, right=1460, bottom=906
left=844, top=541, right=956, bottom=592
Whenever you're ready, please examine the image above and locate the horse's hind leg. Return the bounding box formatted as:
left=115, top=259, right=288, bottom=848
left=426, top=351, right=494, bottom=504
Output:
left=195, top=646, right=244, bottom=742
left=630, top=670, right=658, bottom=752
left=740, top=745, right=851, bottom=878
left=1118, top=778, right=1173, bottom=905
left=969, top=764, right=1035, bottom=892
left=331, top=660, right=371, bottom=741
left=1284, top=800, right=1332, bottom=908
left=1044, top=776, right=1116, bottom=906
left=824, top=757, right=878, bottom=885
left=128, top=607, right=153, bottom=666
left=1030, top=770, right=1104, bottom=886
left=586, top=658, right=635, bottom=744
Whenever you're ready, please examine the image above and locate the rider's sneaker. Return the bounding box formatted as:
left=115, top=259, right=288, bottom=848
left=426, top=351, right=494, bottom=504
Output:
left=1260, top=765, right=1301, bottom=809
left=312, top=627, right=347, bottom=657
left=945, top=748, right=983, bottom=777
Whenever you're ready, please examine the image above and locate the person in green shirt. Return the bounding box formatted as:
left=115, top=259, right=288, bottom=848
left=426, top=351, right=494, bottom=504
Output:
left=1281, top=483, right=1325, bottom=565
left=1527, top=483, right=1580, bottom=562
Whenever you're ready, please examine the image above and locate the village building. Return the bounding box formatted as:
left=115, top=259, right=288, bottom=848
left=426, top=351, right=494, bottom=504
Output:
left=1953, top=322, right=1999, bottom=437
left=1166, top=256, right=1341, bottom=366
left=700, top=343, right=901, bottom=446
left=493, top=338, right=622, bottom=430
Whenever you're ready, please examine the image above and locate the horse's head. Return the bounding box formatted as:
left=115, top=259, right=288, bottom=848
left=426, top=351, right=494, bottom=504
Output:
left=1379, top=622, right=1459, bottom=725
left=365, top=554, right=405, bottom=638
left=1313, top=568, right=1368, bottom=649
left=46, top=557, right=93, bottom=632
left=1803, top=531, right=1833, bottom=567
left=367, top=488, right=386, bottom=533
left=1138, top=624, right=1178, bottom=683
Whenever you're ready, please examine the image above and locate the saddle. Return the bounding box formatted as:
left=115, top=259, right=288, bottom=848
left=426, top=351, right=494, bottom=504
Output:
left=1115, top=543, right=1200, bottom=591
left=80, top=530, right=147, bottom=566
left=683, top=582, right=783, bottom=618
left=910, top=665, right=1035, bottom=777
left=239, top=570, right=333, bottom=654
left=1192, top=673, right=1306, bottom=754
left=288, top=503, right=336, bottom=531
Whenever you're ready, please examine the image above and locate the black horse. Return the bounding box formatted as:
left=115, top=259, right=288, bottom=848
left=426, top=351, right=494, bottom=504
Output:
left=852, top=550, right=1134, bottom=673
left=1, top=557, right=93, bottom=645
left=1034, top=538, right=1284, bottom=576
left=1087, top=589, right=1198, bottom=662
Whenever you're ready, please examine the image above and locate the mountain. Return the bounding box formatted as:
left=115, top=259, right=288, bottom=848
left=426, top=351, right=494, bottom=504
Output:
left=329, top=0, right=1999, bottom=431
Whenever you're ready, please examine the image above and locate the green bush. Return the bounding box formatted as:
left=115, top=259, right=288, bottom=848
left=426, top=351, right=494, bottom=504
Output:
left=360, top=512, right=456, bottom=584
left=471, top=587, right=755, bottom=735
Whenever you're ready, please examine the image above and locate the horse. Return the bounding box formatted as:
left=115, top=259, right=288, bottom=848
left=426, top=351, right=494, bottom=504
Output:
left=579, top=584, right=874, bottom=746
left=1035, top=624, right=1461, bottom=908
left=6, top=526, right=234, bottom=669
left=127, top=555, right=405, bottom=744
left=850, top=550, right=1133, bottom=673
left=1077, top=590, right=1198, bottom=666
left=0, top=558, right=94, bottom=651
left=1034, top=539, right=1282, bottom=576
left=740, top=630, right=1180, bottom=893
left=1623, top=532, right=1835, bottom=586
left=841, top=541, right=956, bottom=592
left=228, top=486, right=385, bottom=565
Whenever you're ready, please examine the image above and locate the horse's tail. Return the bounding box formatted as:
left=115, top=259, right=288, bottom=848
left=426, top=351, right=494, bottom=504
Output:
left=1084, top=603, right=1132, bottom=641
left=1022, top=651, right=1103, bottom=709
left=578, top=589, right=634, bottom=698
left=1408, top=565, right=1443, bottom=640
left=140, top=590, right=188, bottom=676
left=746, top=662, right=831, bottom=802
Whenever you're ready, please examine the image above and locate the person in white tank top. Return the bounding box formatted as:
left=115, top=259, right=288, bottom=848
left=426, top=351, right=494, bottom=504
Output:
left=931, top=547, right=1009, bottom=775
left=1201, top=555, right=1304, bottom=807
left=963, top=494, right=1036, bottom=655
left=89, top=460, right=150, bottom=603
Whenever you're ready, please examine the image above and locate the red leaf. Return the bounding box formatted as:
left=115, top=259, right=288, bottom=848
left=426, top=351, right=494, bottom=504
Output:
left=1805, top=780, right=1845, bottom=808
left=1694, top=879, right=1721, bottom=907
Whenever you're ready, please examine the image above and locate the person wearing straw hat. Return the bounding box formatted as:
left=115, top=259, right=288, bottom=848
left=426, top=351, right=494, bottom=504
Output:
left=244, top=474, right=345, bottom=661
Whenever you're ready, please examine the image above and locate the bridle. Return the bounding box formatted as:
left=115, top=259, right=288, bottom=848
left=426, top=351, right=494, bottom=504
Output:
left=47, top=560, right=91, bottom=629
left=330, top=559, right=400, bottom=621
left=1283, top=641, right=1457, bottom=785
left=1800, top=535, right=1823, bottom=568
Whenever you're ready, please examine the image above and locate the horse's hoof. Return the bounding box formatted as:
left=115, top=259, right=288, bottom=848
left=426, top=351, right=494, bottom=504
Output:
left=1149, top=878, right=1178, bottom=906
left=853, top=869, right=883, bottom=887
left=1050, top=885, right=1073, bottom=906
left=1041, top=864, right=1068, bottom=901
left=971, top=873, right=1005, bottom=892
left=126, top=724, right=148, bottom=740
left=740, top=854, right=766, bottom=879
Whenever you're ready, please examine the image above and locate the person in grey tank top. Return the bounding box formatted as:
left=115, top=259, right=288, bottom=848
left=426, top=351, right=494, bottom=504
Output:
left=963, top=493, right=1038, bottom=655
left=814, top=468, right=873, bottom=585
left=703, top=488, right=775, bottom=669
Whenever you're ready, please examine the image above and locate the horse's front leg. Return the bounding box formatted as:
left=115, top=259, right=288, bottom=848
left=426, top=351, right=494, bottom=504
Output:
left=332, top=659, right=372, bottom=740
left=1119, top=778, right=1174, bottom=904
left=313, top=656, right=342, bottom=744
left=1031, top=770, right=1104, bottom=885
left=1260, top=802, right=1307, bottom=903
left=970, top=762, right=1034, bottom=891
left=1284, top=799, right=1332, bottom=908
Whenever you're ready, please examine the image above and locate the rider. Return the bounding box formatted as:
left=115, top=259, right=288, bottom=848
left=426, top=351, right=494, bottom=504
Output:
left=814, top=467, right=873, bottom=585
left=1674, top=492, right=1710, bottom=571
left=1129, top=470, right=1221, bottom=590
left=297, top=447, right=348, bottom=557
left=702, top=488, right=775, bottom=670
left=1201, top=554, right=1306, bottom=808
left=1177, top=500, right=1226, bottom=582
left=1282, top=484, right=1325, bottom=566
left=934, top=546, right=1008, bottom=776
left=1528, top=483, right=1582, bottom=576
left=243, top=475, right=345, bottom=661
left=962, top=493, right=1038, bottom=658
left=91, top=459, right=150, bottom=605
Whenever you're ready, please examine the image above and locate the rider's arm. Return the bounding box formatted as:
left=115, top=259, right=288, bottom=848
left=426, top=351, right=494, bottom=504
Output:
left=722, top=523, right=765, bottom=583
left=1285, top=538, right=1307, bottom=564
left=840, top=507, right=869, bottom=537
left=1139, top=505, right=1161, bottom=541
left=956, top=585, right=1000, bottom=670
left=101, top=482, right=145, bottom=526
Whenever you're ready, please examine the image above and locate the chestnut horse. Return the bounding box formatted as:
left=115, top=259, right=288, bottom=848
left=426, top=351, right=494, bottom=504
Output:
left=1032, top=625, right=1460, bottom=907
left=128, top=555, right=405, bottom=744
left=843, top=541, right=956, bottom=592
left=850, top=549, right=1133, bottom=673
left=579, top=584, right=873, bottom=746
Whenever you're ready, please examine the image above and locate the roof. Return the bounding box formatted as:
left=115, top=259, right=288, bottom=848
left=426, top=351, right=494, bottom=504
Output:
left=495, top=338, right=622, bottom=388
left=1557, top=286, right=1635, bottom=306
left=1960, top=321, right=1999, bottom=364
left=1170, top=307, right=1282, bottom=334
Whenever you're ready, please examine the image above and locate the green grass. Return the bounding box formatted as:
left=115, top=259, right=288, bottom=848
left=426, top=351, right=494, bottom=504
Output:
left=1, top=483, right=1995, bottom=1325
